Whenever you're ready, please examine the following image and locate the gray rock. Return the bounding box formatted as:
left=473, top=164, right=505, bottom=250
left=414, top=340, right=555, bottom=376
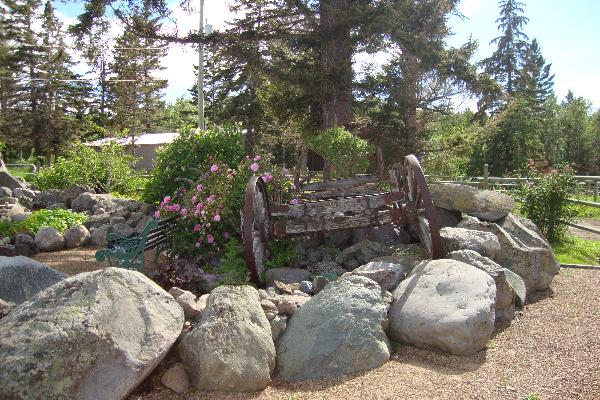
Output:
left=0, top=170, right=26, bottom=191
left=72, top=192, right=115, bottom=213
left=0, top=297, right=14, bottom=318
left=84, top=212, right=111, bottom=229
left=180, top=286, right=275, bottom=392
left=64, top=224, right=91, bottom=248
left=34, top=227, right=65, bottom=252
left=323, top=229, right=352, bottom=247
left=270, top=314, right=287, bottom=341
left=161, top=363, right=190, bottom=394
left=11, top=212, right=30, bottom=223
left=0, top=186, right=12, bottom=198
left=0, top=256, right=67, bottom=305
left=276, top=276, right=389, bottom=382
left=33, top=189, right=67, bottom=209
left=335, top=240, right=393, bottom=269
left=299, top=280, right=313, bottom=295
left=430, top=183, right=514, bottom=221
left=90, top=224, right=111, bottom=247
left=350, top=261, right=407, bottom=291
left=0, top=196, right=17, bottom=205
left=64, top=184, right=92, bottom=207
left=313, top=275, right=330, bottom=294
left=388, top=259, right=496, bottom=355
left=0, top=268, right=183, bottom=400
left=111, top=222, right=134, bottom=238
left=435, top=207, right=462, bottom=228
left=458, top=214, right=559, bottom=291
left=307, top=261, right=345, bottom=277
left=503, top=268, right=527, bottom=308
left=264, top=267, right=311, bottom=285
left=448, top=250, right=516, bottom=322
left=110, top=216, right=127, bottom=225
left=13, top=188, right=36, bottom=208
left=440, top=227, right=501, bottom=258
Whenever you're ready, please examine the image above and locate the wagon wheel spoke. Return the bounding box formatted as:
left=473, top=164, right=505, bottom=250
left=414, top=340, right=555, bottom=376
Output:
left=243, top=176, right=271, bottom=286
left=403, top=155, right=443, bottom=259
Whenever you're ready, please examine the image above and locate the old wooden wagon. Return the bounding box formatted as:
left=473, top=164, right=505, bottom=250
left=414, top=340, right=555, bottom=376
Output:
left=242, top=153, right=442, bottom=285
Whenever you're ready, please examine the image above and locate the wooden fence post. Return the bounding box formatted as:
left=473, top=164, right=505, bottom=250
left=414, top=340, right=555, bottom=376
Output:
left=483, top=164, right=489, bottom=190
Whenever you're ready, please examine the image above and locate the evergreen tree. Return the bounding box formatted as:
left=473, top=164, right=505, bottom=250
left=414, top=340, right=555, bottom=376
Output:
left=515, top=39, right=554, bottom=109
left=108, top=3, right=167, bottom=147
left=559, top=91, right=592, bottom=173
left=483, top=0, right=529, bottom=96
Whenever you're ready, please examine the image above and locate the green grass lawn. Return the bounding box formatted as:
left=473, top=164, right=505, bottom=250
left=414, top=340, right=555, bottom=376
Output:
left=553, top=235, right=600, bottom=265
left=6, top=166, right=36, bottom=183
left=572, top=194, right=600, bottom=220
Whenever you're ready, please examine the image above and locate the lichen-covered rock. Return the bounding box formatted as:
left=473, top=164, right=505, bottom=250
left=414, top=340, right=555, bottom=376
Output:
left=440, top=227, right=501, bottom=258
left=430, top=183, right=514, bottom=221
left=0, top=256, right=66, bottom=304
left=388, top=259, right=496, bottom=355
left=64, top=224, right=91, bottom=248
left=179, top=285, right=275, bottom=392
left=448, top=250, right=516, bottom=322
left=264, top=267, right=311, bottom=284
left=33, top=189, right=67, bottom=209
left=91, top=224, right=111, bottom=247
left=34, top=227, right=65, bottom=252
left=72, top=192, right=116, bottom=213
left=458, top=214, right=559, bottom=291
left=349, top=261, right=408, bottom=291
left=0, top=268, right=184, bottom=400
left=276, top=276, right=390, bottom=382
left=161, top=363, right=190, bottom=394
left=0, top=186, right=12, bottom=198
left=335, top=240, right=393, bottom=270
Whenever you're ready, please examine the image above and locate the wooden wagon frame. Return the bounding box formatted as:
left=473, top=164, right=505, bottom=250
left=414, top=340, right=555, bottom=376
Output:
left=242, top=153, right=443, bottom=286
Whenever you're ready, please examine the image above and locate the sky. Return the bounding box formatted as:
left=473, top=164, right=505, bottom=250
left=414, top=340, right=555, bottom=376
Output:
left=55, top=0, right=600, bottom=110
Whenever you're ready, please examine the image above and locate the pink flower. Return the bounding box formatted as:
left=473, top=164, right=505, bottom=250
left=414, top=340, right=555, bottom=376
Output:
left=290, top=198, right=299, bottom=205
left=196, top=184, right=204, bottom=192
left=195, top=242, right=201, bottom=248
left=213, top=214, right=221, bottom=222
left=224, top=232, right=230, bottom=239
left=196, top=203, right=204, bottom=211
left=254, top=155, right=261, bottom=161
left=193, top=223, right=202, bottom=232
left=207, top=234, right=214, bottom=244
left=191, top=195, right=197, bottom=203
left=250, top=162, right=259, bottom=172
left=153, top=211, right=160, bottom=218
left=206, top=194, right=216, bottom=203
left=163, top=196, right=171, bottom=204
left=171, top=203, right=181, bottom=212
left=210, top=164, right=218, bottom=173
left=180, top=208, right=188, bottom=217
left=261, top=172, right=273, bottom=183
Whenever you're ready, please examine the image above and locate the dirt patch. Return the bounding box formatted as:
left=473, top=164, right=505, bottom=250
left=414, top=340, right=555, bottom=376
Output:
left=132, top=268, right=600, bottom=400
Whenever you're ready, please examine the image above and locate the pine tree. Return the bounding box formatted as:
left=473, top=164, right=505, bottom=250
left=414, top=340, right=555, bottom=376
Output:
left=559, top=91, right=592, bottom=172
left=483, top=0, right=530, bottom=96
left=108, top=4, right=167, bottom=149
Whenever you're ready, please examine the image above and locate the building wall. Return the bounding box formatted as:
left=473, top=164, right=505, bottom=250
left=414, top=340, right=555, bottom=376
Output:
left=133, top=144, right=161, bottom=170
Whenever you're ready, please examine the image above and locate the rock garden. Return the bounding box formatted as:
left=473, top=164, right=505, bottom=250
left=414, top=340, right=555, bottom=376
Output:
left=0, top=169, right=571, bottom=399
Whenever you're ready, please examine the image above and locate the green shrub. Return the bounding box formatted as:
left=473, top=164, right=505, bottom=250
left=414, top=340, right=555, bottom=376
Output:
left=142, top=125, right=245, bottom=204
left=264, top=239, right=298, bottom=270
left=220, top=238, right=251, bottom=285
left=304, top=127, right=374, bottom=178
left=517, top=164, right=578, bottom=243
left=0, top=209, right=87, bottom=238
left=36, top=142, right=143, bottom=195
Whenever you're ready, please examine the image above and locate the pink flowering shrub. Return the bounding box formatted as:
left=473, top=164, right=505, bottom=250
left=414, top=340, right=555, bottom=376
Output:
left=158, top=154, right=291, bottom=260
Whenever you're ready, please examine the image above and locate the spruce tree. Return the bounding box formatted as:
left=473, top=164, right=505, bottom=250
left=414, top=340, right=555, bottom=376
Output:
left=515, top=39, right=554, bottom=109
left=483, top=0, right=529, bottom=96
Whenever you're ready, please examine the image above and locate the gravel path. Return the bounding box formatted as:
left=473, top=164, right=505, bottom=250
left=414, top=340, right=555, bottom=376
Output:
left=33, top=248, right=600, bottom=399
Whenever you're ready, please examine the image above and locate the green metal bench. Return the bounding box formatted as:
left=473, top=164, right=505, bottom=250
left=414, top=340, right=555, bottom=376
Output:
left=95, top=217, right=178, bottom=272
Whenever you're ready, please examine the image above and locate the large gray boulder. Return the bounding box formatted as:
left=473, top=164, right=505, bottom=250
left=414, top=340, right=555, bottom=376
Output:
left=0, top=256, right=66, bottom=304
left=34, top=226, right=65, bottom=252
left=349, top=261, right=408, bottom=291
left=0, top=268, right=184, bottom=400
left=459, top=214, right=559, bottom=291
left=0, top=170, right=26, bottom=191
left=440, top=227, right=501, bottom=259
left=276, top=276, right=390, bottom=382
left=72, top=192, right=116, bottom=213
left=64, top=184, right=93, bottom=207
left=430, top=183, right=514, bottom=222
left=448, top=250, right=516, bottom=322
left=388, top=259, right=496, bottom=355
left=13, top=188, right=36, bottom=208
left=33, top=189, right=67, bottom=209
left=179, top=285, right=275, bottom=392
left=64, top=224, right=91, bottom=248
left=91, top=224, right=111, bottom=247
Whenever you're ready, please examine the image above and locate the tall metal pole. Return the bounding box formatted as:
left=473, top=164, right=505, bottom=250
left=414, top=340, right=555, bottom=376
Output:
left=198, top=0, right=205, bottom=130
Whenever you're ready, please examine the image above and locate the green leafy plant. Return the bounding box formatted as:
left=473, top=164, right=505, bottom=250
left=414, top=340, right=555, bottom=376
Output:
left=0, top=209, right=87, bottom=238
left=36, top=142, right=143, bottom=195
left=264, top=239, right=298, bottom=269
left=219, top=238, right=250, bottom=285
left=304, top=127, right=374, bottom=178
left=517, top=164, right=578, bottom=243
left=142, top=125, right=245, bottom=204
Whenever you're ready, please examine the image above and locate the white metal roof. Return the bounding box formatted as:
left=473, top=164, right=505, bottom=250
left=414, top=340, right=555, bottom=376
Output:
left=86, top=132, right=179, bottom=146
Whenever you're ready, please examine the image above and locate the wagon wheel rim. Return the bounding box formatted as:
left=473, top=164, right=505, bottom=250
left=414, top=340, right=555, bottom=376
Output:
left=243, top=176, right=271, bottom=286
left=403, top=155, right=443, bottom=259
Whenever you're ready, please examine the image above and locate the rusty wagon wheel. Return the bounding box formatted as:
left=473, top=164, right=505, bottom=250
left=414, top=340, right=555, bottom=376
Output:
left=402, top=155, right=443, bottom=259
left=243, top=176, right=272, bottom=286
